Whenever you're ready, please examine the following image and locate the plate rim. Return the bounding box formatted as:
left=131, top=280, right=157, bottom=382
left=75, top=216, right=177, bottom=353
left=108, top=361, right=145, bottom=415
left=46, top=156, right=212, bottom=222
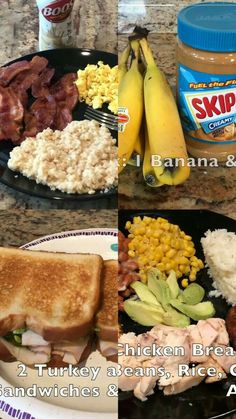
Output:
left=21, top=227, right=118, bottom=249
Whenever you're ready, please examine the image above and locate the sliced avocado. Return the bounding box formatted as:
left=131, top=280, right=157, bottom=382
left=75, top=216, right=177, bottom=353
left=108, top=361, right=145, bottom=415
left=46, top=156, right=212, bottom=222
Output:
left=147, top=273, right=171, bottom=310
left=166, top=271, right=180, bottom=299
left=182, top=283, right=205, bottom=305
left=170, top=299, right=215, bottom=321
left=177, top=291, right=185, bottom=303
left=124, top=300, right=164, bottom=326
left=163, top=305, right=190, bottom=327
left=130, top=281, right=159, bottom=306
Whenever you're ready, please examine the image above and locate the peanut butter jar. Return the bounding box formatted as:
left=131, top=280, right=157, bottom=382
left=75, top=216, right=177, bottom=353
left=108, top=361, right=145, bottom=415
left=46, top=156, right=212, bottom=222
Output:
left=177, top=2, right=236, bottom=161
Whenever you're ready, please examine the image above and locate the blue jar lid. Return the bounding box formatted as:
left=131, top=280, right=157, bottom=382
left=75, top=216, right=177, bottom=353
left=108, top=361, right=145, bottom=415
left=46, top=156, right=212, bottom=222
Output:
left=178, top=2, right=236, bottom=52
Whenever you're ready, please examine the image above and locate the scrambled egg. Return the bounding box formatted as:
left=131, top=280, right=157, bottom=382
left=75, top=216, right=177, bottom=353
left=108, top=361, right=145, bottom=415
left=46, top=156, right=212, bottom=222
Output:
left=75, top=61, right=118, bottom=114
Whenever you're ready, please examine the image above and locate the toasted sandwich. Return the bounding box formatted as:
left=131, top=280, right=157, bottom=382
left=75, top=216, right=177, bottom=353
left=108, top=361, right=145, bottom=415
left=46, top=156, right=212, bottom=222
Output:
left=0, top=247, right=103, bottom=367
left=96, top=260, right=118, bottom=362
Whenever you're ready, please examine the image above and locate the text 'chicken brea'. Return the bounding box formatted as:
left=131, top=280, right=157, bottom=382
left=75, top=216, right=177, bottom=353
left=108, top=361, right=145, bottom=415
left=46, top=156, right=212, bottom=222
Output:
left=76, top=61, right=118, bottom=114
left=8, top=120, right=118, bottom=194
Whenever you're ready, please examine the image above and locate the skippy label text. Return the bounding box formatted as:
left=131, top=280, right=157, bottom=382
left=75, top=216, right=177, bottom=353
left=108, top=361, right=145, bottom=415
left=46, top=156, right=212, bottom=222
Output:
left=178, top=64, right=236, bottom=143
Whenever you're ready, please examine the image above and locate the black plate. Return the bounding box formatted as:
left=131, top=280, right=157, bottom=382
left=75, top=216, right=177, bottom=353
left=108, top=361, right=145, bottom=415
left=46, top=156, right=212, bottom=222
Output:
left=0, top=48, right=117, bottom=201
left=119, top=210, right=236, bottom=419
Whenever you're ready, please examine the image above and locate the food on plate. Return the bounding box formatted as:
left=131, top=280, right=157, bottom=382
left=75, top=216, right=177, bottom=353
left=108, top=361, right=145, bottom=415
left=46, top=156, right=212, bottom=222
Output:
left=123, top=268, right=215, bottom=326
left=118, top=230, right=140, bottom=311
left=118, top=39, right=144, bottom=173
left=118, top=29, right=190, bottom=186
left=226, top=307, right=236, bottom=350
left=201, top=229, right=236, bottom=305
left=0, top=247, right=103, bottom=366
left=119, top=319, right=236, bottom=401
left=96, top=260, right=118, bottom=362
left=125, top=216, right=204, bottom=284
left=75, top=61, right=118, bottom=114
left=0, top=55, right=79, bottom=143
left=8, top=120, right=118, bottom=194
left=139, top=36, right=190, bottom=185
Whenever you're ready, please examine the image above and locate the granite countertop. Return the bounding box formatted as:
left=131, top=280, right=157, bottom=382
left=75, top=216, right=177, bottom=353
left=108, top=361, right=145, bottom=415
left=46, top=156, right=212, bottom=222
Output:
left=0, top=0, right=117, bottom=209
left=118, top=0, right=236, bottom=220
left=0, top=209, right=117, bottom=247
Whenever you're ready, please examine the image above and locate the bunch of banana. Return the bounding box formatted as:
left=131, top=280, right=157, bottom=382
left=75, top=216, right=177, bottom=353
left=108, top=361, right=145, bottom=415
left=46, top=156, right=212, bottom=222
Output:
left=118, top=32, right=190, bottom=185
left=118, top=40, right=144, bottom=173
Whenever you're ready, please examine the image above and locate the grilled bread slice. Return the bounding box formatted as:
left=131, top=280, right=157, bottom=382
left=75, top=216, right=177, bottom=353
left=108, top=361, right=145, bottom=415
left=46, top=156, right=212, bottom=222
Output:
left=0, top=247, right=103, bottom=342
left=96, top=259, right=118, bottom=361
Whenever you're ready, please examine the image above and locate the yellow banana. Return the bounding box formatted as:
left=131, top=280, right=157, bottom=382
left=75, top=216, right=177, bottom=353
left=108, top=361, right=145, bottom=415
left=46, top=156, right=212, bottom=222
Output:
left=118, top=40, right=144, bottom=173
left=128, top=125, right=145, bottom=166
left=140, top=37, right=190, bottom=185
left=118, top=44, right=131, bottom=84
left=143, top=126, right=163, bottom=187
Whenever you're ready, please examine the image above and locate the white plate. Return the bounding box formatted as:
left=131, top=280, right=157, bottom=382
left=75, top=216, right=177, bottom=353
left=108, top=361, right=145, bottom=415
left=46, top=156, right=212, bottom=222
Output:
left=0, top=228, right=118, bottom=419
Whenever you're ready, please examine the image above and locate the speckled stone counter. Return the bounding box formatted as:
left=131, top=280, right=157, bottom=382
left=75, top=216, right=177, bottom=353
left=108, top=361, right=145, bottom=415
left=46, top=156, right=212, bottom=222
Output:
left=0, top=209, right=117, bottom=247
left=118, top=0, right=236, bottom=220
left=0, top=0, right=117, bottom=209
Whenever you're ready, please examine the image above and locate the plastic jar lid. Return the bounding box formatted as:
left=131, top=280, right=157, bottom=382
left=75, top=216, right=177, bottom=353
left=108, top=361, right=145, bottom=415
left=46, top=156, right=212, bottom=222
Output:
left=178, top=2, right=236, bottom=52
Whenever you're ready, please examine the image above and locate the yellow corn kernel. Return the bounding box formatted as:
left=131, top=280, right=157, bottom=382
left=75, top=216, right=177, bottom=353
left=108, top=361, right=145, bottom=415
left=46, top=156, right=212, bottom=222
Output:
left=162, top=256, right=170, bottom=264
left=166, top=249, right=176, bottom=259
left=154, top=251, right=162, bottom=262
left=176, top=270, right=182, bottom=279
left=162, top=223, right=170, bottom=231
left=139, top=256, right=148, bottom=265
left=191, top=260, right=199, bottom=268
left=181, top=278, right=189, bottom=288
left=157, top=262, right=165, bottom=271
left=128, top=250, right=135, bottom=258
left=153, top=230, right=161, bottom=238
left=128, top=233, right=134, bottom=239
left=179, top=264, right=186, bottom=273
left=165, top=262, right=172, bottom=271
left=177, top=256, right=189, bottom=265
left=125, top=221, right=131, bottom=230
left=198, top=259, right=204, bottom=269
left=170, top=260, right=177, bottom=269
left=162, top=244, right=170, bottom=253
left=158, top=217, right=167, bottom=223
left=133, top=216, right=141, bottom=224
left=143, top=216, right=151, bottom=224
left=184, top=235, right=192, bottom=241
left=140, top=274, right=147, bottom=283
left=189, top=272, right=196, bottom=281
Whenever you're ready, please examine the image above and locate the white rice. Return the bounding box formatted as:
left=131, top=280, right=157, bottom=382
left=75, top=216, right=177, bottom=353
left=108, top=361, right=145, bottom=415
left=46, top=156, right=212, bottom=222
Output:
left=201, top=229, right=236, bottom=305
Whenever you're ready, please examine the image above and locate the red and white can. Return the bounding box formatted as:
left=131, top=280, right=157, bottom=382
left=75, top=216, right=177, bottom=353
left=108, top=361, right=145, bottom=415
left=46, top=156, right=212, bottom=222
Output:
left=36, top=0, right=76, bottom=50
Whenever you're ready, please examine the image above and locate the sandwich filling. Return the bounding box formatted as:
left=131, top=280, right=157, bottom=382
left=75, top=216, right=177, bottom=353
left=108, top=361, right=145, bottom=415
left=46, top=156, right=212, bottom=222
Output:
left=2, top=329, right=89, bottom=365
left=99, top=340, right=118, bottom=358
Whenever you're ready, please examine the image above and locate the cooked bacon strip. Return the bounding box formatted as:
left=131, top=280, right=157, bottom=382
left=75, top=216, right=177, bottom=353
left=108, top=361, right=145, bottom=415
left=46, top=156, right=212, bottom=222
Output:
left=10, top=71, right=38, bottom=92
left=0, top=60, right=30, bottom=87
left=50, top=73, right=79, bottom=110
left=23, top=95, right=56, bottom=138
left=29, top=55, right=48, bottom=74
left=0, top=86, right=24, bottom=142
left=31, top=68, right=55, bottom=98
left=53, top=105, right=73, bottom=131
